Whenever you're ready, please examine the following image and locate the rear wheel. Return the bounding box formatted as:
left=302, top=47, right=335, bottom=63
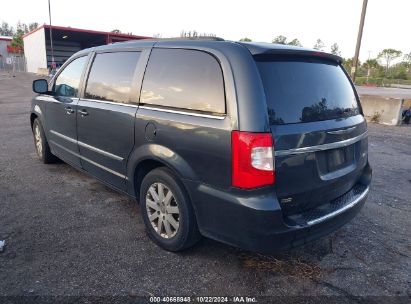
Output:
left=32, top=118, right=57, bottom=164
left=140, top=167, right=201, bottom=251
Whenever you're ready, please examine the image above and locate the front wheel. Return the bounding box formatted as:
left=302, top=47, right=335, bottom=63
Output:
left=32, top=118, right=58, bottom=164
left=140, top=167, right=201, bottom=251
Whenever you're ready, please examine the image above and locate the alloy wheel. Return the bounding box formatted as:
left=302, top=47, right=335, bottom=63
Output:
left=146, top=182, right=180, bottom=239
left=34, top=124, right=42, bottom=156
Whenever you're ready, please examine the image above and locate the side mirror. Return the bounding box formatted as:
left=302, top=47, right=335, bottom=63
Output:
left=33, top=79, right=49, bottom=94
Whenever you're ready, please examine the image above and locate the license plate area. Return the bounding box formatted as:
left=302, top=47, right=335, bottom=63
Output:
left=326, top=146, right=354, bottom=172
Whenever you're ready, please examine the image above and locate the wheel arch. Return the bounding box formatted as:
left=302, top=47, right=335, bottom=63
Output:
left=30, top=103, right=45, bottom=130
left=127, top=144, right=198, bottom=202
left=30, top=112, right=38, bottom=130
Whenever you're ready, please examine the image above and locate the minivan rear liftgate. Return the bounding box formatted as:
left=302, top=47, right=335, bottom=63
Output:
left=272, top=116, right=370, bottom=217
left=256, top=55, right=371, bottom=222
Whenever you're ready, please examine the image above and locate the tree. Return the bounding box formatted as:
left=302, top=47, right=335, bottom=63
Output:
left=239, top=37, right=252, bottom=42
left=1, top=21, right=39, bottom=52
left=288, top=38, right=302, bottom=47
left=181, top=30, right=197, bottom=37
left=330, top=43, right=341, bottom=56
left=272, top=36, right=303, bottom=46
left=202, top=32, right=216, bottom=37
left=313, top=39, right=325, bottom=51
left=377, top=49, right=402, bottom=74
left=11, top=28, right=24, bottom=53
left=28, top=22, right=39, bottom=32
left=10, top=21, right=37, bottom=53
left=180, top=30, right=216, bottom=38
left=0, top=21, right=14, bottom=36
left=342, top=58, right=362, bottom=75
left=272, top=35, right=287, bottom=44
left=111, top=29, right=121, bottom=34
left=363, top=59, right=379, bottom=69
left=389, top=62, right=408, bottom=79
left=362, top=59, right=382, bottom=78
left=403, top=52, right=411, bottom=70
left=16, top=21, right=28, bottom=34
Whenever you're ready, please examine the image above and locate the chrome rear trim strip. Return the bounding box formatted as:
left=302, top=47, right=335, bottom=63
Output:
left=138, top=105, right=226, bottom=120
left=307, top=186, right=369, bottom=226
left=81, top=98, right=138, bottom=108
left=275, top=131, right=368, bottom=157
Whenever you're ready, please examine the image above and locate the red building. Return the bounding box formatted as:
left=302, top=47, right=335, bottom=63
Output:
left=23, top=25, right=150, bottom=73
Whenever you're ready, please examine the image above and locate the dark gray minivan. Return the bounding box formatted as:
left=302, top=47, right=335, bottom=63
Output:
left=30, top=38, right=371, bottom=253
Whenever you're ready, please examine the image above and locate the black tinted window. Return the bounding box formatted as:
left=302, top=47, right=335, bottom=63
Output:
left=85, top=52, right=140, bottom=103
left=256, top=58, right=359, bottom=124
left=141, top=49, right=225, bottom=114
left=54, top=56, right=87, bottom=97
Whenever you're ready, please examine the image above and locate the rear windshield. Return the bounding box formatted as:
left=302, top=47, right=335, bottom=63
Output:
left=256, top=57, right=359, bottom=124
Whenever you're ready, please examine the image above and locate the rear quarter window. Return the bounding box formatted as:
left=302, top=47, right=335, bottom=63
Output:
left=140, top=48, right=225, bottom=114
left=256, top=57, right=359, bottom=124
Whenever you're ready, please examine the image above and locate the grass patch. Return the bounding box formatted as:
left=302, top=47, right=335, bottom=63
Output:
left=239, top=253, right=322, bottom=279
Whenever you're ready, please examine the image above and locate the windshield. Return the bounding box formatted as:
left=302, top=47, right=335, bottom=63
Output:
left=256, top=57, right=359, bottom=124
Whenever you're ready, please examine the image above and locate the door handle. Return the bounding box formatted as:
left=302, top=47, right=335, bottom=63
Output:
left=78, top=109, right=89, bottom=116
left=65, top=106, right=75, bottom=115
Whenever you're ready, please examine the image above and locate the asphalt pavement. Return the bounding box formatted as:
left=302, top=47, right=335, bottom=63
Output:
left=356, top=86, right=411, bottom=99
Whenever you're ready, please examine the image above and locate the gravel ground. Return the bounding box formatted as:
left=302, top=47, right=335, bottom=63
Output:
left=0, top=72, right=410, bottom=303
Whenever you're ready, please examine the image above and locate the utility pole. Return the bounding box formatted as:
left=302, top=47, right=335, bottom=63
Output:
left=48, top=0, right=55, bottom=71
left=351, top=0, right=368, bottom=81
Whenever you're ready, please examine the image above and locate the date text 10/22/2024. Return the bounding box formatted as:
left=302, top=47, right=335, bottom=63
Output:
left=149, top=296, right=257, bottom=303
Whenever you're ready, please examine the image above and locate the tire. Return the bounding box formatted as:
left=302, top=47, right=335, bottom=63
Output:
left=32, top=118, right=58, bottom=164
left=140, top=167, right=201, bottom=251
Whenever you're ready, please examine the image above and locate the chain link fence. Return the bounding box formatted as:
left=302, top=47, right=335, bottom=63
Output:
left=0, top=55, right=27, bottom=72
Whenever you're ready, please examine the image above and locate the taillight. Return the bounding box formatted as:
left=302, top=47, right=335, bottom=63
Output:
left=231, top=131, right=275, bottom=189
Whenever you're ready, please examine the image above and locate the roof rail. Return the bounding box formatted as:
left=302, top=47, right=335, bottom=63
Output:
left=142, top=36, right=225, bottom=42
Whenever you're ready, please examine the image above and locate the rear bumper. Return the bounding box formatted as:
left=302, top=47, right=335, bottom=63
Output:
left=184, top=164, right=371, bottom=253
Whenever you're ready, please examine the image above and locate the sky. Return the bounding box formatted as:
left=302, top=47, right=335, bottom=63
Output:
left=3, top=0, right=410, bottom=62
